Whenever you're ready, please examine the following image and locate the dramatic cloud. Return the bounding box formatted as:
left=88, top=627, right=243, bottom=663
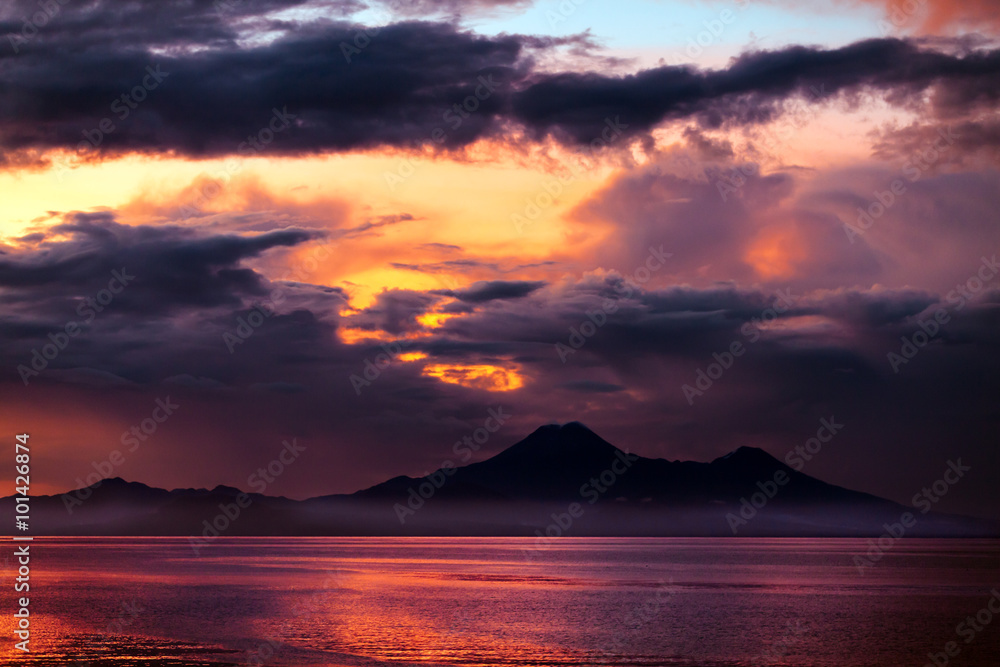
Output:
left=569, top=154, right=1000, bottom=294
left=2, top=0, right=999, bottom=524
left=448, top=280, right=547, bottom=303
left=2, top=214, right=997, bottom=519
left=0, top=214, right=323, bottom=304
left=351, top=289, right=440, bottom=334
left=2, top=3, right=1000, bottom=164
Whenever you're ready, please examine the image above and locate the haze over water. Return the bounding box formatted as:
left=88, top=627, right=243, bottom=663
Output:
left=2, top=537, right=998, bottom=666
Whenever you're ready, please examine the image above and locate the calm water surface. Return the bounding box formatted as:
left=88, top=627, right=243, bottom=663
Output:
left=1, top=537, right=998, bottom=666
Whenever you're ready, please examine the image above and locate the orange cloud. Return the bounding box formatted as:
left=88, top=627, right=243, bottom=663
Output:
left=744, top=226, right=807, bottom=280
left=859, top=0, right=1000, bottom=32
left=416, top=312, right=459, bottom=328
left=422, top=363, right=524, bottom=391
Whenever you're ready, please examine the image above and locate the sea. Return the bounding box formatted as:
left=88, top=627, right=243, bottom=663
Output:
left=1, top=537, right=998, bottom=666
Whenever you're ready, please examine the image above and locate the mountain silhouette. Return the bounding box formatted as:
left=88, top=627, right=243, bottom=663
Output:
left=354, top=424, right=889, bottom=509
left=4, top=422, right=995, bottom=537
left=355, top=422, right=630, bottom=502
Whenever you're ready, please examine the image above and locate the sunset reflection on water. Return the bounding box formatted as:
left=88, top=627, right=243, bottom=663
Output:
left=1, top=537, right=999, bottom=666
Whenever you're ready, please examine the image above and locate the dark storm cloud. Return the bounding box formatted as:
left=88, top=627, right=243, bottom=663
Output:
left=508, top=38, right=1000, bottom=142
left=796, top=289, right=940, bottom=328
left=351, top=289, right=440, bottom=335
left=559, top=380, right=625, bottom=393
left=873, top=120, right=1000, bottom=167
left=2, top=0, right=999, bottom=162
left=447, top=280, right=547, bottom=303
left=682, top=127, right=735, bottom=159
left=0, top=213, right=324, bottom=310
left=2, top=214, right=962, bottom=386
left=7, top=221, right=994, bottom=372
left=0, top=214, right=343, bottom=383
left=0, top=16, right=533, bottom=158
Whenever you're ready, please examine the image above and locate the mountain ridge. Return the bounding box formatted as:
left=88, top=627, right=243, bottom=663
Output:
left=4, top=422, right=996, bottom=537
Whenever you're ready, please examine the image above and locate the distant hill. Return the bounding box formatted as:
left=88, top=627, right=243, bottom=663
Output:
left=4, top=422, right=996, bottom=537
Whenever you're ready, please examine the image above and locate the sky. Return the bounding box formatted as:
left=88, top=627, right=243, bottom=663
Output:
left=1, top=0, right=998, bottom=520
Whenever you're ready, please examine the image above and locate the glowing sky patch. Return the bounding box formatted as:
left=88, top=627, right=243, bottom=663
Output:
left=338, top=328, right=418, bottom=344
left=744, top=226, right=806, bottom=280
left=422, top=363, right=525, bottom=391
left=417, top=312, right=460, bottom=329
